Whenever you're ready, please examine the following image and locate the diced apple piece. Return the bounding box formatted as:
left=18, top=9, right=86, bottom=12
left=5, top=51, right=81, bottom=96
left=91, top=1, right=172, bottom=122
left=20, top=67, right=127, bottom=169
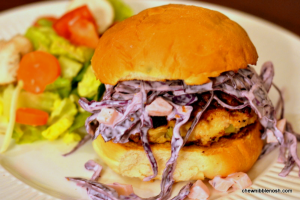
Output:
left=146, top=97, right=173, bottom=116
left=266, top=129, right=278, bottom=143
left=188, top=180, right=210, bottom=200
left=106, top=183, right=134, bottom=196
left=277, top=118, right=286, bottom=133
left=209, top=176, right=234, bottom=192
left=226, top=172, right=252, bottom=190
left=97, top=108, right=120, bottom=125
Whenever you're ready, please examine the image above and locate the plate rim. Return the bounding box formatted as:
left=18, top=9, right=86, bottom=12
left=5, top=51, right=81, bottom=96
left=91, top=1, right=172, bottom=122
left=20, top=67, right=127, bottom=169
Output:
left=0, top=1, right=300, bottom=200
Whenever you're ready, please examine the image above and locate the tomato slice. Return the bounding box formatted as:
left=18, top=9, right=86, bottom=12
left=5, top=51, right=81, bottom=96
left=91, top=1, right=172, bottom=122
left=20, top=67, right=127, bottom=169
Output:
left=53, top=5, right=97, bottom=39
left=69, top=19, right=99, bottom=49
left=16, top=108, right=49, bottom=126
left=17, top=51, right=61, bottom=94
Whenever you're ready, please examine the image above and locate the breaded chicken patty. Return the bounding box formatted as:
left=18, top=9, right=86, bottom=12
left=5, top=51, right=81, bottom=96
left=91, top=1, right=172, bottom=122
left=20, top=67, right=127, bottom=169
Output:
left=130, top=92, right=258, bottom=146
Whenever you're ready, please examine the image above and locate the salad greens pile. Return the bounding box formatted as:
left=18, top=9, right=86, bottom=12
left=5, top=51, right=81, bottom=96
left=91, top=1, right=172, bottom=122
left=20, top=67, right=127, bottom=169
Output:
left=0, top=15, right=116, bottom=148
left=0, top=0, right=133, bottom=150
left=0, top=21, right=100, bottom=145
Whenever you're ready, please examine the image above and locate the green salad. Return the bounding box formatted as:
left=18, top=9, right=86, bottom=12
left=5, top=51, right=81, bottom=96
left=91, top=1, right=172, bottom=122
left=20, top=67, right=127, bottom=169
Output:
left=0, top=0, right=133, bottom=153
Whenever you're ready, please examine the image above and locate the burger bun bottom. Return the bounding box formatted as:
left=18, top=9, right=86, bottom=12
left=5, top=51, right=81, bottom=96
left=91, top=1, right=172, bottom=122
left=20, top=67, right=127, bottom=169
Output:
left=93, top=121, right=263, bottom=181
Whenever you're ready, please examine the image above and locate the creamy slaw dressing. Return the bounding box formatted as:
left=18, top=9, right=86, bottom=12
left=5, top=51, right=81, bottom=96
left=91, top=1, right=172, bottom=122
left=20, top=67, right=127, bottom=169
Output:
left=71, top=63, right=300, bottom=199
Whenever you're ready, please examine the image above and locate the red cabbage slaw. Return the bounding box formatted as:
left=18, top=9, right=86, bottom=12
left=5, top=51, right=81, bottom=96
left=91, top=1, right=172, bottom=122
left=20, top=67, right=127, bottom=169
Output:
left=70, top=62, right=300, bottom=200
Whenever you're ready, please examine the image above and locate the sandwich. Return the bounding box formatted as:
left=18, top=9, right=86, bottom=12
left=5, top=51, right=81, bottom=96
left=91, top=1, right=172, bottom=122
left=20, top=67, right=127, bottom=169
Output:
left=76, top=4, right=298, bottom=199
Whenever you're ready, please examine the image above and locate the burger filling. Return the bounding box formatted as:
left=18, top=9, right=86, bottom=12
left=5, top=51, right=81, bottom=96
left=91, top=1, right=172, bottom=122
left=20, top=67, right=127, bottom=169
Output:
left=131, top=92, right=258, bottom=146
left=78, top=63, right=300, bottom=200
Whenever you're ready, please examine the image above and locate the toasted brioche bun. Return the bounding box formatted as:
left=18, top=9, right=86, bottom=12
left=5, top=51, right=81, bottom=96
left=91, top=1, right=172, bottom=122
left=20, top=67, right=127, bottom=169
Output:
left=92, top=4, right=258, bottom=85
left=93, top=121, right=263, bottom=181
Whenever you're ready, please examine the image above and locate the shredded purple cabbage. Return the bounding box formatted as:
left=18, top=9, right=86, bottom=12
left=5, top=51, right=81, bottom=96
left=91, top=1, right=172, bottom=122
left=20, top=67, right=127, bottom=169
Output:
left=67, top=177, right=119, bottom=200
left=85, top=160, right=103, bottom=181
left=170, top=183, right=193, bottom=200
left=272, top=83, right=285, bottom=120
left=62, top=134, right=92, bottom=157
left=73, top=62, right=300, bottom=199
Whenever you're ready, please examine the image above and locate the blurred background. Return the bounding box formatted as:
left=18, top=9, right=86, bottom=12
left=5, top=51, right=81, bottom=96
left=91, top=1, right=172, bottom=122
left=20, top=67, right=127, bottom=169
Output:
left=0, top=0, right=300, bottom=36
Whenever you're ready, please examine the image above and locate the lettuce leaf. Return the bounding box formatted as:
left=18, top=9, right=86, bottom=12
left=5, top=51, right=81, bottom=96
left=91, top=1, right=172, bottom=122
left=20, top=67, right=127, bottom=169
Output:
left=72, top=62, right=90, bottom=84
left=69, top=111, right=91, bottom=133
left=45, top=77, right=71, bottom=98
left=63, top=132, right=81, bottom=144
left=48, top=98, right=77, bottom=125
left=78, top=66, right=101, bottom=98
left=25, top=26, right=53, bottom=51
left=42, top=98, right=78, bottom=141
left=42, top=116, right=74, bottom=141
left=35, top=18, right=54, bottom=27
left=95, top=83, right=106, bottom=101
left=59, top=56, right=83, bottom=80
left=49, top=34, right=94, bottom=63
left=25, top=26, right=94, bottom=63
left=18, top=91, right=60, bottom=112
left=13, top=124, right=46, bottom=144
left=108, top=0, right=133, bottom=21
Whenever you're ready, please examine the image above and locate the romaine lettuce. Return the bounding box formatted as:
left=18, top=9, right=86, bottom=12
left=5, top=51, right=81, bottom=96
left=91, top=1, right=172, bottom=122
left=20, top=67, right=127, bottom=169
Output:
left=42, top=98, right=78, bottom=141
left=25, top=26, right=94, bottom=63
left=108, top=0, right=133, bottom=21
left=25, top=26, right=55, bottom=51
left=45, top=77, right=71, bottom=98
left=58, top=56, right=83, bottom=80
left=69, top=111, right=91, bottom=133
left=78, top=66, right=101, bottom=98
left=18, top=91, right=60, bottom=112
left=13, top=124, right=46, bottom=144
left=63, top=132, right=81, bottom=144
left=49, top=36, right=94, bottom=63
left=42, top=116, right=74, bottom=141
left=48, top=98, right=77, bottom=124
left=72, top=62, right=90, bottom=85
left=35, top=18, right=54, bottom=27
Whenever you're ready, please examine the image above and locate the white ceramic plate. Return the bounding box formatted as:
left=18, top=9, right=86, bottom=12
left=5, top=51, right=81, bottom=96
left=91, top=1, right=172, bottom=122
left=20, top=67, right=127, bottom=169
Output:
left=0, top=0, right=300, bottom=199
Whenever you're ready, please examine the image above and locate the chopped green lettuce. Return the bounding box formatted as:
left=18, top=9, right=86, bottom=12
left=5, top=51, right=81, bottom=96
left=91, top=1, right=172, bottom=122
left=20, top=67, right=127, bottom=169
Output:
left=42, top=116, right=74, bottom=141
left=58, top=56, right=83, bottom=80
left=95, top=83, right=106, bottom=101
left=25, top=26, right=54, bottom=51
left=25, top=26, right=94, bottom=63
left=49, top=36, right=94, bottom=63
left=48, top=98, right=77, bottom=125
left=69, top=111, right=91, bottom=133
left=78, top=66, right=101, bottom=98
left=13, top=124, right=46, bottom=144
left=72, top=62, right=90, bottom=84
left=42, top=98, right=78, bottom=141
left=108, top=0, right=133, bottom=21
left=35, top=18, right=54, bottom=27
left=63, top=132, right=81, bottom=144
left=18, top=91, right=60, bottom=112
left=45, top=77, right=71, bottom=98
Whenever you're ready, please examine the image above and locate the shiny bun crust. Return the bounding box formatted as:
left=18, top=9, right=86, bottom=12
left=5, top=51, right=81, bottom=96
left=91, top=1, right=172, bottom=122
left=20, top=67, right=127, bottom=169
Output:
left=93, top=121, right=263, bottom=181
left=92, top=4, right=258, bottom=85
